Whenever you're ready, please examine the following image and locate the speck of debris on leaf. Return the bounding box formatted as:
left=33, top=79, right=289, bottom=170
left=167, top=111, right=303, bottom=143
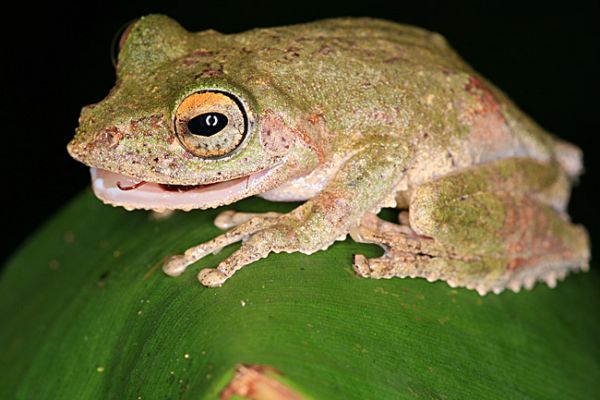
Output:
left=64, top=231, right=76, bottom=244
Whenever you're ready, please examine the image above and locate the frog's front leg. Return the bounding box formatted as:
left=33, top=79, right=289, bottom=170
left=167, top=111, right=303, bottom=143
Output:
left=212, top=210, right=282, bottom=230
left=163, top=145, right=406, bottom=287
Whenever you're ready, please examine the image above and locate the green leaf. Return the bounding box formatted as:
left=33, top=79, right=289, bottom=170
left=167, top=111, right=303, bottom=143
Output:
left=1, top=190, right=598, bottom=399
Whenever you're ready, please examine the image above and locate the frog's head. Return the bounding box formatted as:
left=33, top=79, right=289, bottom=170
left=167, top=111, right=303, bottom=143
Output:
left=67, top=15, right=321, bottom=211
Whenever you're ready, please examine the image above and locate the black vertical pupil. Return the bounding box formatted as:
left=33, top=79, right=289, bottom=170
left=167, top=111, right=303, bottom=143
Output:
left=187, top=113, right=228, bottom=136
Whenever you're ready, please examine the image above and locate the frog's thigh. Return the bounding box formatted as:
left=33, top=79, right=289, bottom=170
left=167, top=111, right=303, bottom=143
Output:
left=408, top=163, right=589, bottom=264
left=413, top=157, right=571, bottom=212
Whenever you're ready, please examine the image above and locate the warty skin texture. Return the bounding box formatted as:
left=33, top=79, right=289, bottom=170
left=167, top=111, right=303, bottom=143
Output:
left=67, top=15, right=589, bottom=294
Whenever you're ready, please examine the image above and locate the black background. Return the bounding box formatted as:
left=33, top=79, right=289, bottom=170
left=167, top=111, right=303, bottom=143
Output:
left=1, top=1, right=598, bottom=265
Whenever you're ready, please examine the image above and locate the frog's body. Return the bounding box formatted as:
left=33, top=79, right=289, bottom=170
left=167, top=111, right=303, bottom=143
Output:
left=68, top=15, right=589, bottom=295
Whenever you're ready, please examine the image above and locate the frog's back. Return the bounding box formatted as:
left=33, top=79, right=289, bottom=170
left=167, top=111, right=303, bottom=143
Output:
left=227, top=18, right=581, bottom=181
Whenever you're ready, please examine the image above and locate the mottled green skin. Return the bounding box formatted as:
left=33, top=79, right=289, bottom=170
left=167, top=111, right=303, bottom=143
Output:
left=68, top=15, right=557, bottom=186
left=67, top=15, right=588, bottom=293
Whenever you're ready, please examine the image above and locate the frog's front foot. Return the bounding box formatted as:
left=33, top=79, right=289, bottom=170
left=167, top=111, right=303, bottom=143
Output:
left=197, top=268, right=228, bottom=287
left=162, top=208, right=334, bottom=287
left=162, top=210, right=280, bottom=283
left=163, top=255, right=193, bottom=277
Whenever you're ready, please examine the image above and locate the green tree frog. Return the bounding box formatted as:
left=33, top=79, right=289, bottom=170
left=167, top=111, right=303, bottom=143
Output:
left=67, top=15, right=589, bottom=295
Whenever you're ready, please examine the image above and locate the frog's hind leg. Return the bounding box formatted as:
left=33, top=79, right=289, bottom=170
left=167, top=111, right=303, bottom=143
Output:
left=352, top=207, right=588, bottom=295
left=352, top=159, right=590, bottom=295
left=350, top=214, right=499, bottom=293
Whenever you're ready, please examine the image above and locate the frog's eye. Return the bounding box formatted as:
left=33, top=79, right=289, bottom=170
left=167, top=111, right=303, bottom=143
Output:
left=110, top=19, right=138, bottom=68
left=174, top=91, right=248, bottom=158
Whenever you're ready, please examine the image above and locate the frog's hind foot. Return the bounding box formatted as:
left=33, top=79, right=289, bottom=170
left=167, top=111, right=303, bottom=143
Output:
left=351, top=213, right=589, bottom=295
left=350, top=213, right=452, bottom=283
left=354, top=251, right=588, bottom=295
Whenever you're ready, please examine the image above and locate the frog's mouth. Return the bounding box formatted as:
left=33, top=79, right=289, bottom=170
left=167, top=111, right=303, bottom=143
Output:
left=90, top=167, right=276, bottom=211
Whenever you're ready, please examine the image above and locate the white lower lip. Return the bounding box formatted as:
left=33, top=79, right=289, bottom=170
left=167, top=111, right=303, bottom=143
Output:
left=90, top=168, right=272, bottom=211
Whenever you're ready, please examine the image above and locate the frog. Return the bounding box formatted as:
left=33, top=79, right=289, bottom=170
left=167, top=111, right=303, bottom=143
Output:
left=67, top=14, right=590, bottom=295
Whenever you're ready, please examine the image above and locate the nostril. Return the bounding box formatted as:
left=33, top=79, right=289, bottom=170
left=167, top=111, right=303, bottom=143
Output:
left=95, top=127, right=123, bottom=149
